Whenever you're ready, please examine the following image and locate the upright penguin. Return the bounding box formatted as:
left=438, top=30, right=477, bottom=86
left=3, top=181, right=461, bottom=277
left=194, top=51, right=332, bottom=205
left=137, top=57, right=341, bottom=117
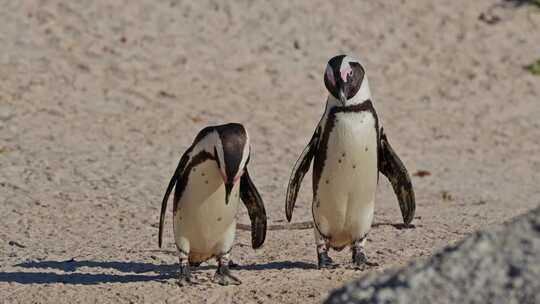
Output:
left=285, top=55, right=415, bottom=269
left=159, top=123, right=267, bottom=285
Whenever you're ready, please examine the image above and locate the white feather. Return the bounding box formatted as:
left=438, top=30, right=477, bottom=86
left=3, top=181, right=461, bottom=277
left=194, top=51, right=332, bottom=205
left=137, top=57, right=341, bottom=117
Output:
left=173, top=158, right=241, bottom=262
left=313, top=110, right=378, bottom=248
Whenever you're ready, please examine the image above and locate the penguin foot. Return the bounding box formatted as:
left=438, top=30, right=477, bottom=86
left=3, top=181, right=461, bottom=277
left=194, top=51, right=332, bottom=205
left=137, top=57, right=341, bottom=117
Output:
left=213, top=264, right=241, bottom=286
left=352, top=249, right=367, bottom=266
left=177, top=266, right=196, bottom=287
left=177, top=276, right=194, bottom=287
left=351, top=250, right=379, bottom=270
left=318, top=252, right=339, bottom=269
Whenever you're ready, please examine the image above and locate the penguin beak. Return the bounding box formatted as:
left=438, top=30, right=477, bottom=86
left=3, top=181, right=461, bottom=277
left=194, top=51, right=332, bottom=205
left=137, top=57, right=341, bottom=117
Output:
left=225, top=181, right=233, bottom=205
left=338, top=87, right=347, bottom=106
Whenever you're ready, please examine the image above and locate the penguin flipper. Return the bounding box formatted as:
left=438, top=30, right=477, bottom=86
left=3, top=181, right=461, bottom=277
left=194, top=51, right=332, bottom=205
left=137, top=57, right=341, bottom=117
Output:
left=239, top=168, right=267, bottom=249
left=158, top=152, right=190, bottom=248
left=379, top=128, right=416, bottom=225
left=285, top=127, right=320, bottom=222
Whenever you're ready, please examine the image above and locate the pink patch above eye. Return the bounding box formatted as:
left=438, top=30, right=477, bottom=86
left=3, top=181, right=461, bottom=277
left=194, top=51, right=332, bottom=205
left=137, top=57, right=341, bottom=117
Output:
left=340, top=67, right=353, bottom=82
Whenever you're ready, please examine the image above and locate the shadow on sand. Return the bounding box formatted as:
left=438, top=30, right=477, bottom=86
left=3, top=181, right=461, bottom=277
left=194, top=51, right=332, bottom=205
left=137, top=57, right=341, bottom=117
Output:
left=0, top=259, right=315, bottom=285
left=0, top=260, right=176, bottom=285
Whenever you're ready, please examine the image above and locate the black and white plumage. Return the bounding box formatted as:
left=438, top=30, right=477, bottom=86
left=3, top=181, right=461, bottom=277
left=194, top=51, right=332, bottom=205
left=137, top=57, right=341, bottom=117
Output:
left=159, top=123, right=267, bottom=286
left=285, top=55, right=415, bottom=269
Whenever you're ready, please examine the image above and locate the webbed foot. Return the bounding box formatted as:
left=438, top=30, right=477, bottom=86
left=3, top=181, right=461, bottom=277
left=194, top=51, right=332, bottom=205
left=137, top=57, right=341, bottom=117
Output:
left=213, top=264, right=241, bottom=286
left=177, top=263, right=196, bottom=286
left=351, top=242, right=378, bottom=270
left=318, top=251, right=339, bottom=269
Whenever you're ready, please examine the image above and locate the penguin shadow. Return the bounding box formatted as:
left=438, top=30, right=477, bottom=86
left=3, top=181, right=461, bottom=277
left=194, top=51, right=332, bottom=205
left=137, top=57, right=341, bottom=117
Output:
left=372, top=222, right=417, bottom=230
left=0, top=259, right=177, bottom=285
left=195, top=261, right=316, bottom=271
left=0, top=259, right=315, bottom=285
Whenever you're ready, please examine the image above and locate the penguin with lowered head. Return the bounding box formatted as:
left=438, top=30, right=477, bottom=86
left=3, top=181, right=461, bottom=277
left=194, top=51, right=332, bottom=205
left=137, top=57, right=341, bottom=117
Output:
left=159, top=123, right=267, bottom=285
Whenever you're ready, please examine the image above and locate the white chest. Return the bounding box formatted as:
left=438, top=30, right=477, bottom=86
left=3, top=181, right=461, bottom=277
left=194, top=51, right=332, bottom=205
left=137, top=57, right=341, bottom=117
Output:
left=313, top=111, right=379, bottom=246
left=173, top=160, right=240, bottom=255
left=321, top=111, right=378, bottom=187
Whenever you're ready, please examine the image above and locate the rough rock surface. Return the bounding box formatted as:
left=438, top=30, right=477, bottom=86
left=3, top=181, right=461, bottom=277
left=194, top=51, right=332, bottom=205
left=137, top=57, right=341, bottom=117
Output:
left=325, top=206, right=540, bottom=304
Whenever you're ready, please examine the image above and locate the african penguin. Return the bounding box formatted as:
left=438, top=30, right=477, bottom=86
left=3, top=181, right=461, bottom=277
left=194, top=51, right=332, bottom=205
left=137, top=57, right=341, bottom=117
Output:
left=159, top=123, right=267, bottom=286
left=285, top=55, right=415, bottom=269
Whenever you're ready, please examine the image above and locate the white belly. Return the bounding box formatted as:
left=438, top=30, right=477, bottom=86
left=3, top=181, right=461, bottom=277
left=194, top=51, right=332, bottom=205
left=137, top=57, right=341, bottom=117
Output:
left=173, top=160, right=240, bottom=262
left=313, top=111, right=378, bottom=248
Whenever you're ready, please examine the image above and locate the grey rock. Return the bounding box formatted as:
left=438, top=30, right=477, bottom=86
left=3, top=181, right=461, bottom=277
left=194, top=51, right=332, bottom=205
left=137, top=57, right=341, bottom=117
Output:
left=325, top=206, right=540, bottom=304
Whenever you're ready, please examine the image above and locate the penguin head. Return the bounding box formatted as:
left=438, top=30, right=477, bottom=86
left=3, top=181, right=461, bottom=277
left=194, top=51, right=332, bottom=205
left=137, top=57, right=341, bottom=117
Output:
left=324, top=55, right=369, bottom=106
left=213, top=123, right=250, bottom=204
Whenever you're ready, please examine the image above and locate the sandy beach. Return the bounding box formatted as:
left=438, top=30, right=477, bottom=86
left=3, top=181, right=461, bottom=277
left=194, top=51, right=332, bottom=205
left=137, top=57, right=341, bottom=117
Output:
left=1, top=0, right=540, bottom=303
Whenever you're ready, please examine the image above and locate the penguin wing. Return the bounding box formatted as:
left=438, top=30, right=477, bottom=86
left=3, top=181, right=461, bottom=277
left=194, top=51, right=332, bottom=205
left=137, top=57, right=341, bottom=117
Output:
left=378, top=128, right=416, bottom=225
left=158, top=151, right=190, bottom=248
left=285, top=127, right=320, bottom=222
left=240, top=168, right=267, bottom=249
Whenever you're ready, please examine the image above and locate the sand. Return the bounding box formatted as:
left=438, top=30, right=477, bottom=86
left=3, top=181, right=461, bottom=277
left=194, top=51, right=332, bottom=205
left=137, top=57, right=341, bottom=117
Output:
left=1, top=0, right=539, bottom=303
